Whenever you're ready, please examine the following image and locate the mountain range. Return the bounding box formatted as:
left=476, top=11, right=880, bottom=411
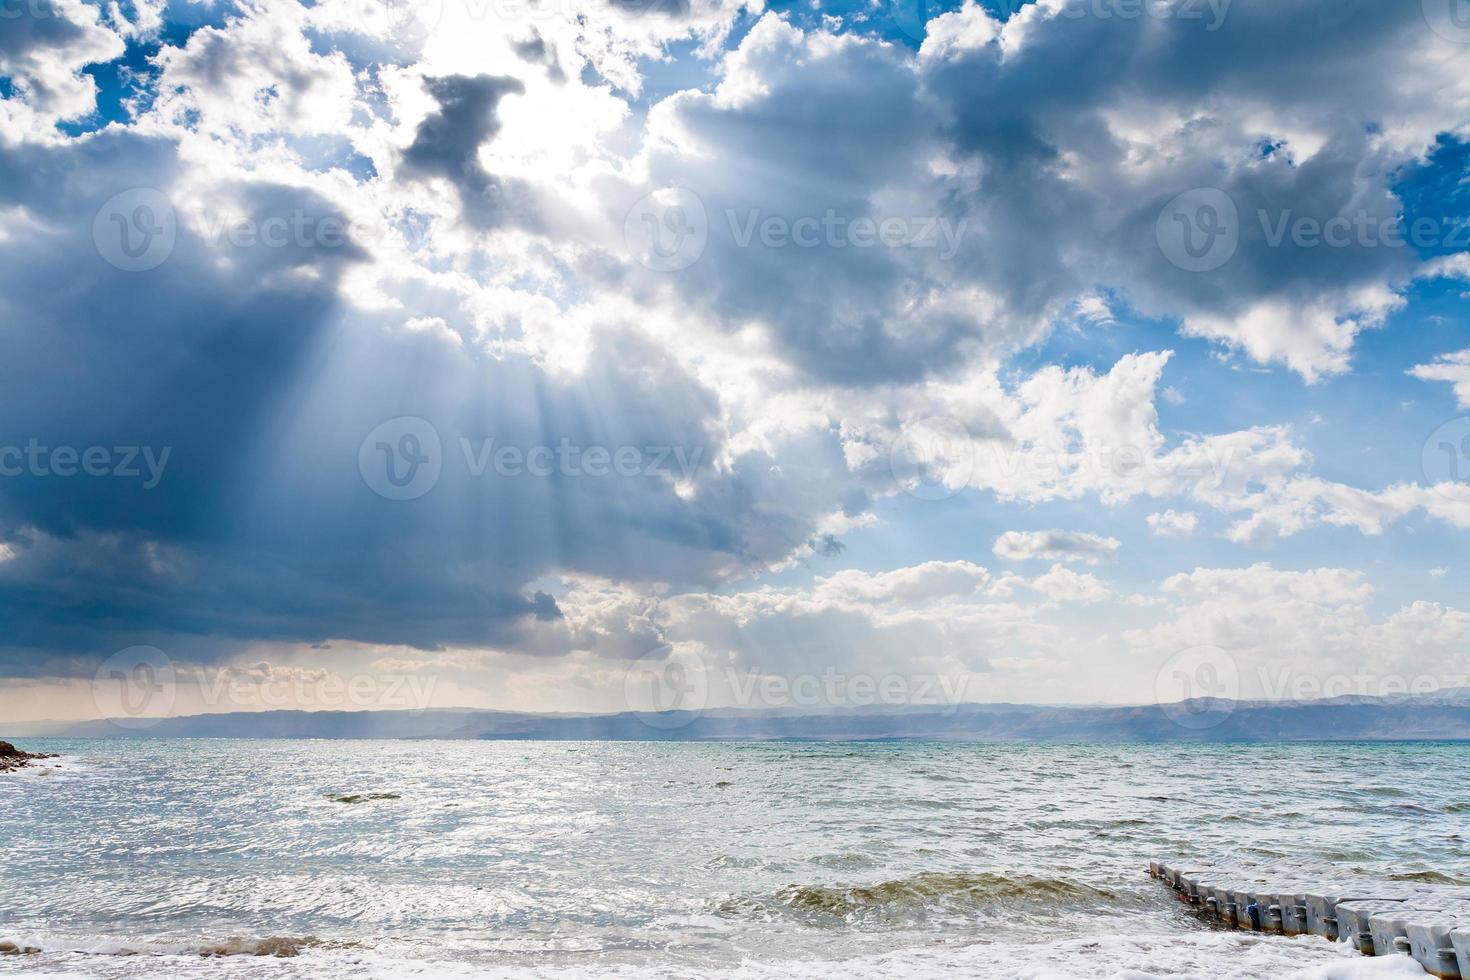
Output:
left=9, top=692, right=1470, bottom=742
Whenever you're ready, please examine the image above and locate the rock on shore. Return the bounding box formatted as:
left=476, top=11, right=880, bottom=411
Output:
left=0, top=741, right=58, bottom=773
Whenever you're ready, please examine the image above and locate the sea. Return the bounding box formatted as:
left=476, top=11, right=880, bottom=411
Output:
left=1, top=739, right=1466, bottom=979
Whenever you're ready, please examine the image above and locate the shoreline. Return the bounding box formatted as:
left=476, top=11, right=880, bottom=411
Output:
left=0, top=740, right=59, bottom=773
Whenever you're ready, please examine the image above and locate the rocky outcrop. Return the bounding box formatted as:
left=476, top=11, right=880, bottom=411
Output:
left=0, top=941, right=41, bottom=955
left=0, top=741, right=57, bottom=773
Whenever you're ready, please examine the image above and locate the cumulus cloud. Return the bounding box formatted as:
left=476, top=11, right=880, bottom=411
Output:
left=914, top=0, right=1470, bottom=381
left=1410, top=349, right=1470, bottom=408
left=1125, top=564, right=1470, bottom=698
left=1030, top=563, right=1110, bottom=603
left=519, top=561, right=1039, bottom=686
left=812, top=561, right=992, bottom=605
left=150, top=3, right=358, bottom=137
left=0, top=0, right=123, bottom=137
left=1147, top=510, right=1198, bottom=537
left=993, top=529, right=1120, bottom=564
left=864, top=351, right=1468, bottom=545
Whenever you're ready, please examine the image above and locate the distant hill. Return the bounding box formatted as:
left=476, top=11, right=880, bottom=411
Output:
left=9, top=691, right=1470, bottom=742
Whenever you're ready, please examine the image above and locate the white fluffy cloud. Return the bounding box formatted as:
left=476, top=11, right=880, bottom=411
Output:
left=521, top=562, right=1045, bottom=686
left=151, top=5, right=359, bottom=138
left=994, top=529, right=1120, bottom=564
left=1125, top=564, right=1470, bottom=698
left=870, top=351, right=1469, bottom=545
left=0, top=0, right=123, bottom=138
left=1411, top=349, right=1470, bottom=408
left=1030, top=563, right=1110, bottom=603
left=1147, top=510, right=1198, bottom=537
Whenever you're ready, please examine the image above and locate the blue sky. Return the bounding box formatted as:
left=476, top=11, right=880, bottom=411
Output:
left=2, top=0, right=1469, bottom=721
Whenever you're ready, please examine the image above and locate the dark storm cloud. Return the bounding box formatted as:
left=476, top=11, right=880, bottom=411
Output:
left=922, top=0, right=1430, bottom=292
left=0, top=127, right=860, bottom=674
left=401, top=73, right=541, bottom=229
left=618, top=1, right=1466, bottom=387
left=619, top=21, right=985, bottom=386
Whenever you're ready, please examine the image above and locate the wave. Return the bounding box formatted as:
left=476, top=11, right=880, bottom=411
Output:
left=1388, top=869, right=1469, bottom=885
left=729, top=871, right=1119, bottom=920
left=197, top=937, right=331, bottom=957
left=38, top=936, right=355, bottom=958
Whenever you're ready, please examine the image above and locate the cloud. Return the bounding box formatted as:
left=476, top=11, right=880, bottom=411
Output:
left=1410, top=349, right=1470, bottom=409
left=150, top=3, right=358, bottom=138
left=616, top=15, right=985, bottom=386
left=2, top=0, right=1469, bottom=702
left=0, top=124, right=868, bottom=666
left=1146, top=510, right=1198, bottom=538
left=0, top=0, right=123, bottom=136
left=399, top=73, right=535, bottom=229
left=1029, top=563, right=1110, bottom=604
left=1159, top=564, right=1373, bottom=605
left=813, top=561, right=991, bottom=605
left=527, top=561, right=1037, bottom=682
left=1124, top=564, right=1470, bottom=698
left=993, top=529, right=1120, bottom=564
left=912, top=0, right=1469, bottom=381
left=859, top=350, right=1467, bottom=545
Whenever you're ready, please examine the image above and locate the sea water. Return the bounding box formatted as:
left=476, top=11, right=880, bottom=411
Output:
left=1, top=739, right=1466, bottom=979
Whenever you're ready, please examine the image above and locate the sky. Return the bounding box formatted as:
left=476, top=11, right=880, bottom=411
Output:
left=2, top=0, right=1470, bottom=724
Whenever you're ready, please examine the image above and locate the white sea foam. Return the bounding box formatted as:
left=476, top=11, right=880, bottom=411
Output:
left=0, top=933, right=1437, bottom=980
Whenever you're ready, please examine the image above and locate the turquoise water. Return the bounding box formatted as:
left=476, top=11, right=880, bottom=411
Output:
left=1, top=739, right=1468, bottom=978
